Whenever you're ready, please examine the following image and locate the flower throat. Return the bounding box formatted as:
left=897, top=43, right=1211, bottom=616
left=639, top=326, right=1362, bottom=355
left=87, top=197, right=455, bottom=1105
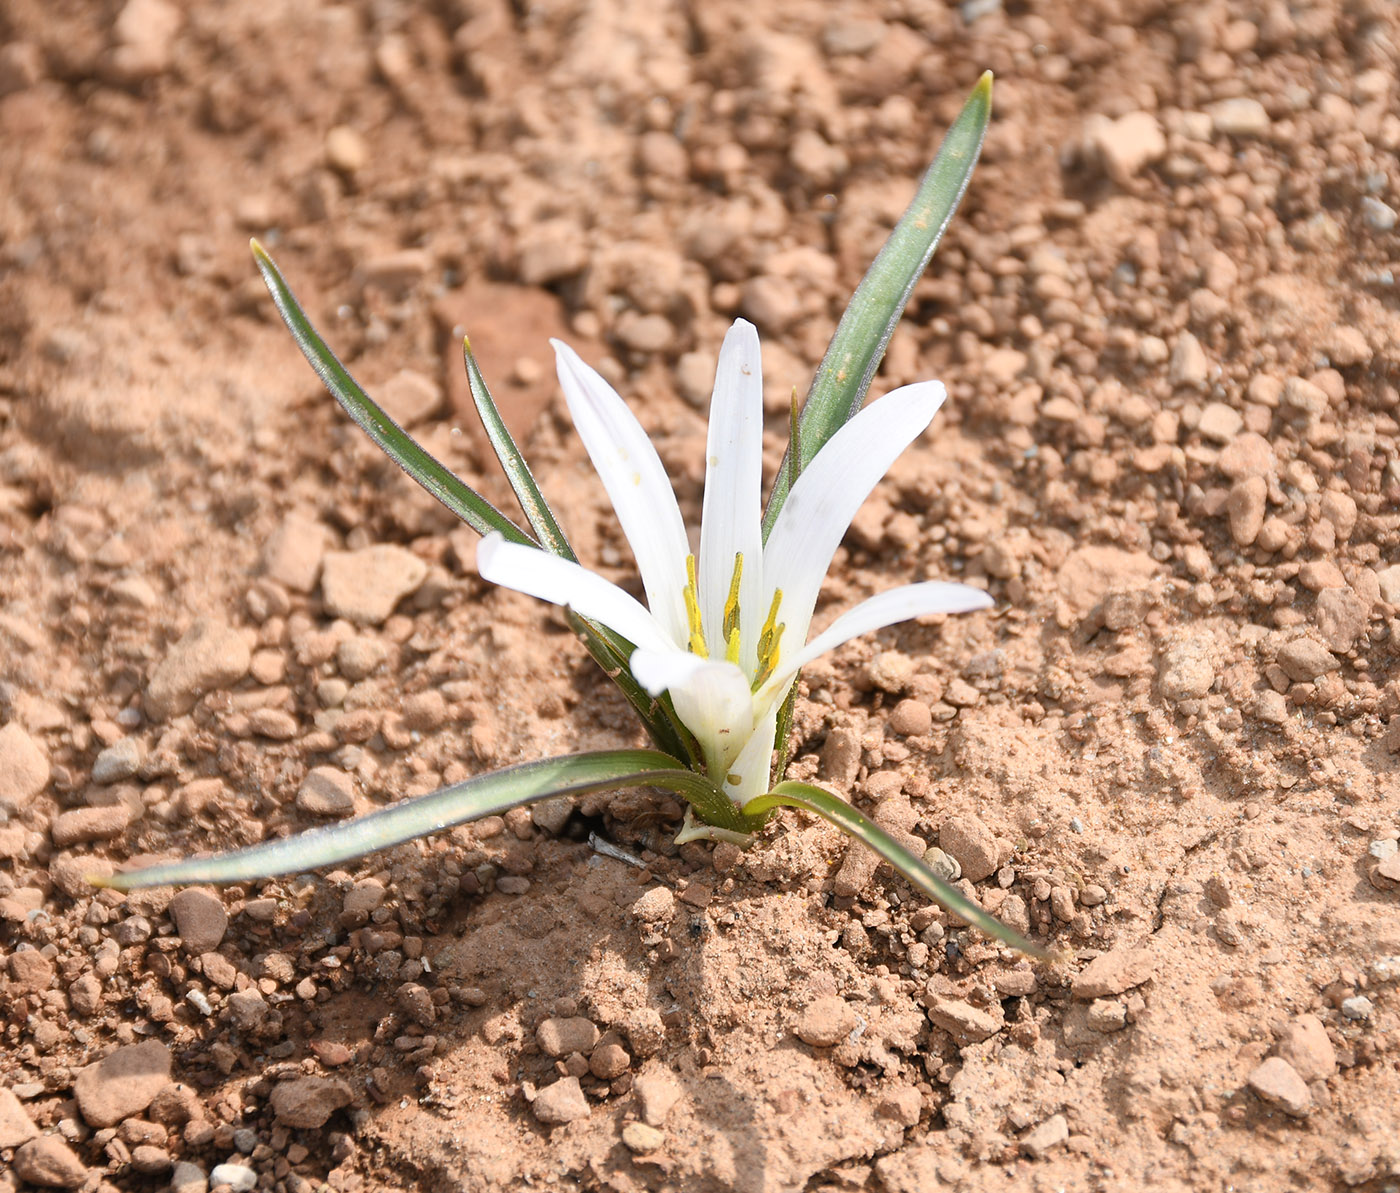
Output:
left=681, top=552, right=784, bottom=691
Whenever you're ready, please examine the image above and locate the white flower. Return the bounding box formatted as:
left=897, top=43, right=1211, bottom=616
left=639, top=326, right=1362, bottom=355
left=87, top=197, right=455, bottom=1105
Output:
left=477, top=319, right=991, bottom=804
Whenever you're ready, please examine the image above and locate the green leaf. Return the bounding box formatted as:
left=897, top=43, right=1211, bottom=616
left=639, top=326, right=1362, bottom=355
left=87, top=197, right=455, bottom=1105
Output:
left=462, top=338, right=576, bottom=560
left=94, top=750, right=746, bottom=891
left=762, top=72, right=992, bottom=540
left=769, top=677, right=801, bottom=786
left=563, top=610, right=698, bottom=764
left=250, top=240, right=533, bottom=545
left=743, top=778, right=1048, bottom=958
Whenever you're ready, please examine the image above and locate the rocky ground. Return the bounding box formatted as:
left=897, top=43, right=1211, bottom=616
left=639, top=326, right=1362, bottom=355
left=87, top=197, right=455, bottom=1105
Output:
left=1, top=0, right=1399, bottom=1191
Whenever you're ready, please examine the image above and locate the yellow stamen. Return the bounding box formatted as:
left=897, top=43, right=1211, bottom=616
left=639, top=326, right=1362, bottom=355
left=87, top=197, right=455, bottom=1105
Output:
left=683, top=554, right=708, bottom=657
left=722, top=553, right=743, bottom=643
left=752, top=589, right=785, bottom=691
left=725, top=625, right=741, bottom=665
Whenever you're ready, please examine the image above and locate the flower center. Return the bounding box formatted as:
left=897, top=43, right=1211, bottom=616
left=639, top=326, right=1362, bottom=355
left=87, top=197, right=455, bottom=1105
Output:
left=681, top=552, right=784, bottom=690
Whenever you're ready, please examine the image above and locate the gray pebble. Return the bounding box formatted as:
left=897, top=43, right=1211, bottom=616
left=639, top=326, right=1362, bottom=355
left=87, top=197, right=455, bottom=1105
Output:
left=92, top=737, right=143, bottom=784
left=1340, top=996, right=1373, bottom=1021
left=922, top=847, right=961, bottom=883
left=1361, top=196, right=1397, bottom=233
left=209, top=1163, right=257, bottom=1192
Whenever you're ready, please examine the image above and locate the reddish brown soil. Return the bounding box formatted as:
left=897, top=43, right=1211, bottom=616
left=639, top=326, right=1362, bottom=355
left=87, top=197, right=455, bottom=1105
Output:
left=2, top=2, right=1399, bottom=1191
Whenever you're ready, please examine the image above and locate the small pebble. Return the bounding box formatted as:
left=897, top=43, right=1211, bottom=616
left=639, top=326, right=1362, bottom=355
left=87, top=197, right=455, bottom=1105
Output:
left=379, top=369, right=442, bottom=426
left=74, top=1040, right=173, bottom=1128
left=0, top=1085, right=39, bottom=1147
left=269, top=1077, right=353, bottom=1128
left=1020, top=1113, right=1069, bottom=1158
left=926, top=998, right=1001, bottom=1045
left=632, top=1068, right=683, bottom=1126
left=145, top=619, right=251, bottom=722
left=169, top=888, right=228, bottom=953
left=537, top=1017, right=600, bottom=1058
left=261, top=514, right=326, bottom=594
left=1090, top=111, right=1166, bottom=182
left=169, top=1161, right=208, bottom=1193
left=887, top=698, right=932, bottom=737
left=337, top=636, right=390, bottom=681
left=1276, top=639, right=1340, bottom=683
left=1169, top=331, right=1209, bottom=389
left=1225, top=477, right=1267, bottom=547
left=321, top=546, right=428, bottom=626
left=531, top=1076, right=590, bottom=1125
left=208, top=1163, right=257, bottom=1193
left=621, top=1121, right=666, bottom=1152
left=1159, top=639, right=1215, bottom=701
left=938, top=815, right=999, bottom=883
left=1087, top=999, right=1127, bottom=1032
left=1246, top=1057, right=1311, bottom=1117
left=1340, top=996, right=1373, bottom=1021
left=1072, top=948, right=1157, bottom=999
left=630, top=886, right=677, bottom=924
left=325, top=126, right=368, bottom=174
left=922, top=847, right=961, bottom=883
left=297, top=767, right=356, bottom=817
left=795, top=996, right=858, bottom=1047
left=1361, top=196, right=1397, bottom=232
left=109, top=0, right=181, bottom=81
left=14, top=1135, right=89, bottom=1189
left=1207, top=97, right=1270, bottom=137
left=51, top=804, right=132, bottom=847
left=589, top=1042, right=631, bottom=1080
left=0, top=722, right=51, bottom=811
left=1275, top=1014, right=1336, bottom=1081
left=131, top=1144, right=172, bottom=1174
left=91, top=736, right=142, bottom=784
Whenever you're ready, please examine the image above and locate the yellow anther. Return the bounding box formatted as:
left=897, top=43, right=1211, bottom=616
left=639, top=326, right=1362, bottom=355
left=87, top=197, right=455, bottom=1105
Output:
left=757, top=589, right=782, bottom=647
left=683, top=554, right=708, bottom=657
left=722, top=553, right=743, bottom=643
left=752, top=589, right=785, bottom=691
left=725, top=624, right=741, bottom=665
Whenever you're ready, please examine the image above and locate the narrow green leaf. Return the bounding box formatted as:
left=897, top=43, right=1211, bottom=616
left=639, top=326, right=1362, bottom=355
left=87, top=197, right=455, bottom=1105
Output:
left=564, top=610, right=697, bottom=764
left=463, top=338, right=576, bottom=560
left=95, top=750, right=733, bottom=890
left=743, top=778, right=1049, bottom=958
left=250, top=240, right=532, bottom=545
left=769, top=677, right=801, bottom=786
left=762, top=72, right=992, bottom=540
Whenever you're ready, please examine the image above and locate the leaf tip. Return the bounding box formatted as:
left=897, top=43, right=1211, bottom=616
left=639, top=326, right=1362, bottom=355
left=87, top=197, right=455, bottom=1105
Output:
left=970, top=71, right=993, bottom=115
